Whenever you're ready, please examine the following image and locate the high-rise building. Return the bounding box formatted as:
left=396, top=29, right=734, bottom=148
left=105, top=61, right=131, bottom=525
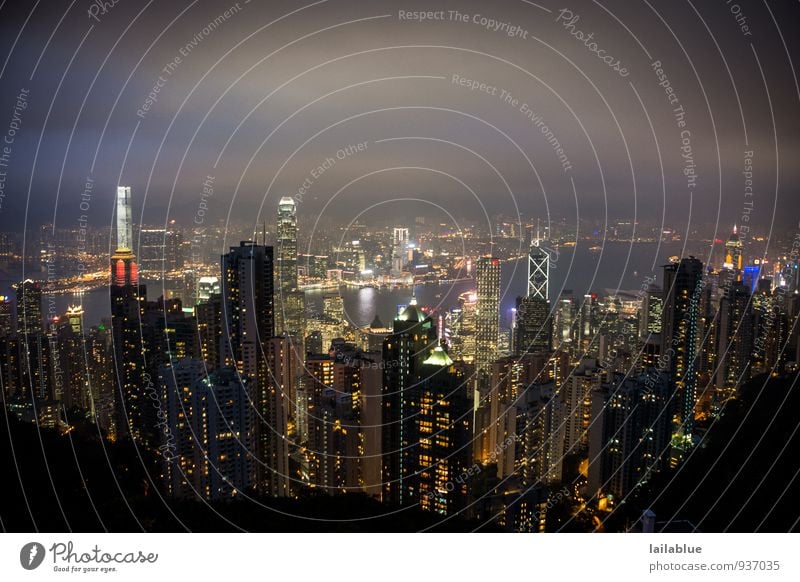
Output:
left=66, top=305, right=84, bottom=335
left=714, top=281, right=754, bottom=399
left=262, top=336, right=297, bottom=497
left=553, top=293, right=575, bottom=347
left=514, top=295, right=551, bottom=354
left=415, top=347, right=473, bottom=516
left=0, top=294, right=14, bottom=338
left=661, top=257, right=704, bottom=445
left=162, top=361, right=256, bottom=501
left=588, top=370, right=673, bottom=501
left=723, top=225, right=743, bottom=284
left=110, top=186, right=148, bottom=444
left=639, top=287, right=663, bottom=338
left=14, top=279, right=43, bottom=336
left=391, top=227, right=409, bottom=276
left=475, top=257, right=501, bottom=376
left=527, top=228, right=550, bottom=300
left=275, top=197, right=304, bottom=336
left=381, top=300, right=438, bottom=505
left=220, top=241, right=281, bottom=495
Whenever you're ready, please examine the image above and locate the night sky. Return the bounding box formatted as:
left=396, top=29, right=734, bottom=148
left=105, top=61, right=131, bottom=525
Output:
left=0, top=0, right=797, bottom=238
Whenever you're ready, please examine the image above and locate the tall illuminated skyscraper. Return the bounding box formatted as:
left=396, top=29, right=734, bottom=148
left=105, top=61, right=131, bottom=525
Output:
left=221, top=241, right=281, bottom=495
left=391, top=227, right=409, bottom=276
left=723, top=225, right=743, bottom=284
left=527, top=224, right=550, bottom=300
left=110, top=186, right=148, bottom=444
left=661, top=257, right=704, bottom=446
left=275, top=197, right=304, bottom=336
left=475, top=257, right=501, bottom=376
left=381, top=300, right=438, bottom=505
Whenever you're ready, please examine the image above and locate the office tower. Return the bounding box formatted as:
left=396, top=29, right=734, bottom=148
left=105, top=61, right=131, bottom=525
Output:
left=661, top=257, right=704, bottom=443
left=475, top=257, right=501, bottom=376
left=220, top=241, right=281, bottom=495
left=381, top=300, right=438, bottom=505
left=323, top=293, right=345, bottom=323
left=197, top=276, right=220, bottom=302
left=196, top=294, right=222, bottom=370
left=723, top=225, right=743, bottom=284
left=162, top=361, right=256, bottom=501
left=553, top=293, right=575, bottom=346
left=275, top=197, right=304, bottom=336
left=66, top=305, right=84, bottom=335
left=714, top=281, right=754, bottom=399
left=514, top=295, right=552, bottom=354
left=639, top=287, right=663, bottom=338
left=14, top=279, right=43, bottom=336
left=138, top=228, right=165, bottom=273
left=445, top=291, right=477, bottom=363
left=742, top=264, right=761, bottom=293
left=276, top=197, right=298, bottom=293
left=415, top=347, right=473, bottom=516
left=577, top=294, right=598, bottom=353
left=527, top=226, right=550, bottom=300
left=0, top=294, right=13, bottom=338
left=588, top=371, right=673, bottom=501
left=110, top=186, right=148, bottom=444
left=391, top=227, right=409, bottom=276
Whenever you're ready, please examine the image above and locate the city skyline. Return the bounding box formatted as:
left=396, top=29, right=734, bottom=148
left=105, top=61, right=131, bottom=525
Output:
left=0, top=0, right=798, bottom=549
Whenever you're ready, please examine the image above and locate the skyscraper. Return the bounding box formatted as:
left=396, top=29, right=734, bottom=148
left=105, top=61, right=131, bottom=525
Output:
left=723, top=225, right=744, bottom=284
left=527, top=227, right=550, bottom=300
left=381, top=300, right=438, bottom=505
left=14, top=279, right=43, bottom=336
left=514, top=295, right=552, bottom=354
left=220, top=241, right=280, bottom=495
left=588, top=370, right=673, bottom=500
left=661, top=257, right=704, bottom=445
left=415, top=347, right=472, bottom=516
left=391, top=227, right=409, bottom=276
left=475, top=257, right=501, bottom=376
left=110, top=186, right=148, bottom=444
left=275, top=197, right=304, bottom=336
left=714, top=281, right=754, bottom=399
left=162, top=360, right=256, bottom=501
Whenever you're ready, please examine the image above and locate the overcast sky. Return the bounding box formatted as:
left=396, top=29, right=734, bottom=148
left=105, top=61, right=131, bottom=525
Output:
left=0, top=0, right=797, bottom=242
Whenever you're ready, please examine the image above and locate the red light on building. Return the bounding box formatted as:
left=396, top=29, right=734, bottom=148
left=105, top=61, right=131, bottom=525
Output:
left=115, top=259, right=125, bottom=285
left=130, top=261, right=138, bottom=284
